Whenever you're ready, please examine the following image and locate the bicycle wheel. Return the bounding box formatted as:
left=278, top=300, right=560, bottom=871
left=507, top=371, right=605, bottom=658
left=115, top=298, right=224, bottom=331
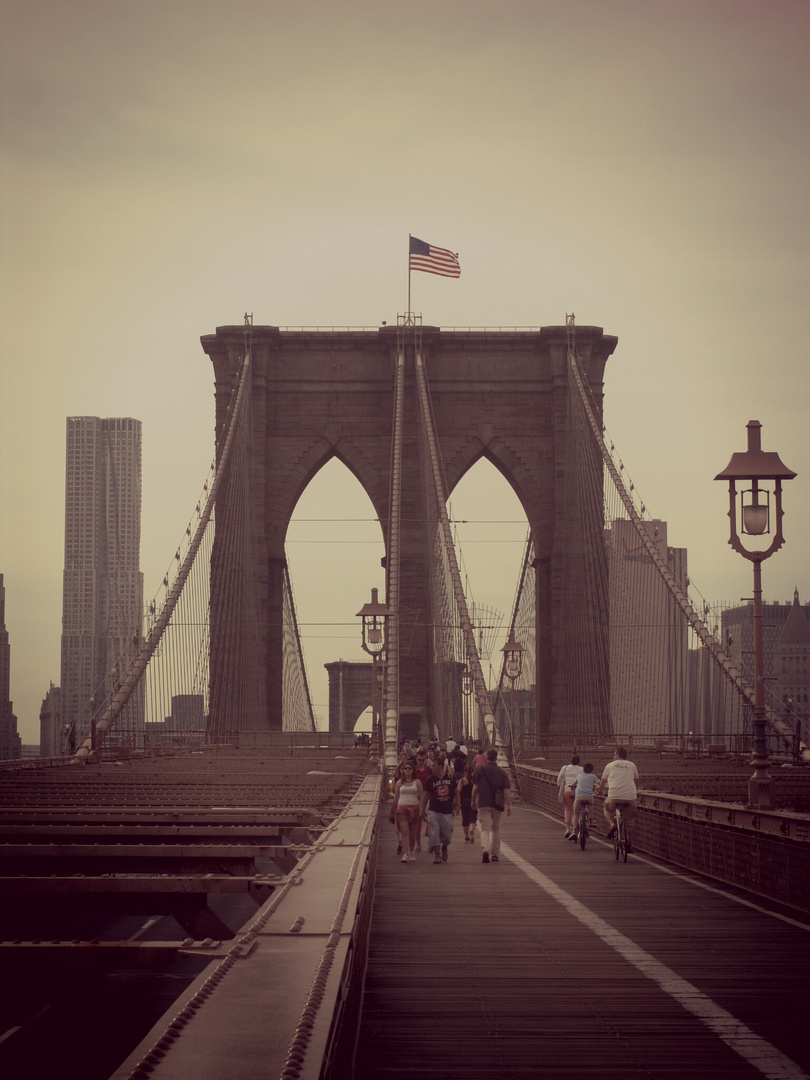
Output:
left=579, top=812, right=588, bottom=850
left=613, top=810, right=622, bottom=861
left=619, top=818, right=629, bottom=862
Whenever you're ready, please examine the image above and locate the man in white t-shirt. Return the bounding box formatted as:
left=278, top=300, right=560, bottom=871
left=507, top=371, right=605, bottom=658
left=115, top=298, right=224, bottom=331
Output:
left=597, top=747, right=639, bottom=852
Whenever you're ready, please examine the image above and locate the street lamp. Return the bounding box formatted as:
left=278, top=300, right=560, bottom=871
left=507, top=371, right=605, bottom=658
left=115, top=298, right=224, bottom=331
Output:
left=715, top=420, right=796, bottom=809
left=501, top=633, right=524, bottom=760
left=357, top=588, right=391, bottom=750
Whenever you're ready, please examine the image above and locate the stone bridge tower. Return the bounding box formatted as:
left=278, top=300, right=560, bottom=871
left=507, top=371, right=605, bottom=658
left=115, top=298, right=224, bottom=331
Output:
left=202, top=323, right=617, bottom=738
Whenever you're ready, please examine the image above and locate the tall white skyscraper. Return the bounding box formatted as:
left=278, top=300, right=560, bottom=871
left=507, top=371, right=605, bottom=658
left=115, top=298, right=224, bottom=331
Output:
left=61, top=417, right=144, bottom=749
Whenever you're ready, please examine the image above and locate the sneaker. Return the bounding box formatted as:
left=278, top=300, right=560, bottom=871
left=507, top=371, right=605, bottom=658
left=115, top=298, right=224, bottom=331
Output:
left=606, top=826, right=616, bottom=839
left=434, top=853, right=442, bottom=864
left=441, top=844, right=448, bottom=862
left=401, top=853, right=409, bottom=863
left=469, top=833, right=475, bottom=845
left=482, top=852, right=490, bottom=864
left=564, top=827, right=572, bottom=837
left=396, top=843, right=402, bottom=855
left=408, top=852, right=416, bottom=862
left=491, top=854, right=499, bottom=862
left=567, top=831, right=578, bottom=842
left=464, top=836, right=470, bottom=842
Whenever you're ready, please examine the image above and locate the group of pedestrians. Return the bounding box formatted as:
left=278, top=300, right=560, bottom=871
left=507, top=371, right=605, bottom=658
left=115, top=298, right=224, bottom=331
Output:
left=390, top=740, right=512, bottom=865
left=390, top=740, right=638, bottom=865
left=555, top=747, right=639, bottom=852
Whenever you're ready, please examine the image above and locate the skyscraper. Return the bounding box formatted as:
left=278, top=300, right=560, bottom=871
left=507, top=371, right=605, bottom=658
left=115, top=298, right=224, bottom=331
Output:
left=608, top=518, right=689, bottom=737
left=0, top=574, right=22, bottom=760
left=773, top=589, right=810, bottom=744
left=61, top=417, right=144, bottom=750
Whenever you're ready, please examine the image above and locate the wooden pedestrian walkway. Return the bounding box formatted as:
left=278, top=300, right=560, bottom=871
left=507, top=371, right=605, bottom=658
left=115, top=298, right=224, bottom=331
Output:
left=354, top=802, right=809, bottom=1080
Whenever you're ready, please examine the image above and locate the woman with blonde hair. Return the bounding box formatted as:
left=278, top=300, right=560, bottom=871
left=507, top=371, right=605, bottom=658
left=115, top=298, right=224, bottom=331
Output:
left=389, top=760, right=424, bottom=863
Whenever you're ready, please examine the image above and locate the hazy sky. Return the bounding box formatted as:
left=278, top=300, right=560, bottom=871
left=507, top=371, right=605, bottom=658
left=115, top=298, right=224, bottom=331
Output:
left=2, top=0, right=808, bottom=743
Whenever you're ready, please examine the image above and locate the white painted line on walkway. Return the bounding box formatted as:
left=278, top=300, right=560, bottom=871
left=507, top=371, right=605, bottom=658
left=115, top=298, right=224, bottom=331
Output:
left=516, top=804, right=810, bottom=932
left=502, top=843, right=809, bottom=1080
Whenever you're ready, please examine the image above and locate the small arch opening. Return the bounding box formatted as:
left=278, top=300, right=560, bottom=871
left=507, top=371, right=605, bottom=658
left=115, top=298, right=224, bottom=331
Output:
left=449, top=457, right=531, bottom=738
left=286, top=457, right=385, bottom=730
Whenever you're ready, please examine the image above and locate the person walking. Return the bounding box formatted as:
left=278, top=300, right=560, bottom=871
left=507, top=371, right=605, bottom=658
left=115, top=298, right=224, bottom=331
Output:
left=420, top=757, right=460, bottom=864
left=472, top=748, right=512, bottom=864
left=458, top=764, right=478, bottom=844
left=556, top=755, right=584, bottom=838
left=413, top=749, right=432, bottom=852
left=450, top=743, right=466, bottom=783
left=389, top=760, right=424, bottom=863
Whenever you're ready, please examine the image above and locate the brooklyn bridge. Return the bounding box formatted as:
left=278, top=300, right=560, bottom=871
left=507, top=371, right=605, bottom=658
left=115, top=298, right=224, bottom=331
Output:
left=1, top=317, right=807, bottom=1080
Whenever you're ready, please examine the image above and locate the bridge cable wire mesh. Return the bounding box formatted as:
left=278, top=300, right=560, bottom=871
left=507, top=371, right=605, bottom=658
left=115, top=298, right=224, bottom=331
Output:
left=412, top=345, right=498, bottom=749
left=73, top=336, right=315, bottom=757
left=563, top=315, right=804, bottom=758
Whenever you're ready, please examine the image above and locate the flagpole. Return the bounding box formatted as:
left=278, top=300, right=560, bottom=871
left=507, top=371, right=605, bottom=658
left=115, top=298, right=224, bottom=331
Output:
left=407, top=234, right=412, bottom=324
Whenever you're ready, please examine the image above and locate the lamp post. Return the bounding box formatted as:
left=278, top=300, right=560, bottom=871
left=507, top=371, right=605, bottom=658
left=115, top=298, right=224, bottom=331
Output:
left=501, top=633, right=524, bottom=762
left=356, top=588, right=391, bottom=752
left=461, top=664, right=474, bottom=745
left=715, top=420, right=796, bottom=809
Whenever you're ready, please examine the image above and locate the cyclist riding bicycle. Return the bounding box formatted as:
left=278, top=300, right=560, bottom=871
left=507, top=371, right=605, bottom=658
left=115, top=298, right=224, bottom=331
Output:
left=567, top=763, right=600, bottom=842
left=597, top=747, right=639, bottom=854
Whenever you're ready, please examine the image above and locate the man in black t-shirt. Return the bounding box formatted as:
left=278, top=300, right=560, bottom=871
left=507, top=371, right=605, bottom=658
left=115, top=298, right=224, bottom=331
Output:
left=420, top=758, right=460, bottom=864
left=472, top=748, right=512, bottom=864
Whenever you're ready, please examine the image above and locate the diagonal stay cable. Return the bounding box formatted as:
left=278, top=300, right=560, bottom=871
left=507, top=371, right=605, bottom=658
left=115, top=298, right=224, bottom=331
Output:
left=567, top=335, right=802, bottom=758
left=74, top=347, right=253, bottom=760
left=413, top=350, right=498, bottom=747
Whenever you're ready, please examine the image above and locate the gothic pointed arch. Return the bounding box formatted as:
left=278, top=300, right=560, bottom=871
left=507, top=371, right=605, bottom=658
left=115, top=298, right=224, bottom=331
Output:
left=203, top=322, right=617, bottom=734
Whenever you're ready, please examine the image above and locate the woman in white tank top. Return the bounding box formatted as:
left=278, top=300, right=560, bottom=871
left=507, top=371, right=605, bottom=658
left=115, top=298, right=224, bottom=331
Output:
left=390, top=761, right=424, bottom=863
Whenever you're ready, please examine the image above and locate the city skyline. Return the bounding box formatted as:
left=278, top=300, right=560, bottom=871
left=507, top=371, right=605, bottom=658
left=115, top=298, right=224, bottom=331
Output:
left=2, top=1, right=808, bottom=743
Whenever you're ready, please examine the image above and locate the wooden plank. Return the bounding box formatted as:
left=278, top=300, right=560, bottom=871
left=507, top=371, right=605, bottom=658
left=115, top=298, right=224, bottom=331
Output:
left=353, top=804, right=810, bottom=1079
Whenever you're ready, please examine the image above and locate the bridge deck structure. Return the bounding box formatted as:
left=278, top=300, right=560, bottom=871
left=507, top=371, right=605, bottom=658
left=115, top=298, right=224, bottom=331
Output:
left=2, top=752, right=808, bottom=1080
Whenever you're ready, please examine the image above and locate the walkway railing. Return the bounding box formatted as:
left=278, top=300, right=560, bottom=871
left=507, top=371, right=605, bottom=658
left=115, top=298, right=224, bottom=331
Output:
left=516, top=763, right=810, bottom=915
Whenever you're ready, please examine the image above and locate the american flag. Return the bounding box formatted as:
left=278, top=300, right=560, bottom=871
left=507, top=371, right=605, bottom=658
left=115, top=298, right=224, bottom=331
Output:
left=409, top=236, right=461, bottom=278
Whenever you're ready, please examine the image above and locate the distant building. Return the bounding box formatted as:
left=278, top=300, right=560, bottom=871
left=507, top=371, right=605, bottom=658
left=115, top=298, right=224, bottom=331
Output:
left=0, top=574, right=22, bottom=760
left=608, top=519, right=689, bottom=737
left=720, top=598, right=803, bottom=692
left=718, top=594, right=810, bottom=747
left=325, top=661, right=373, bottom=733
left=772, top=589, right=810, bottom=744
left=166, top=694, right=205, bottom=731
left=60, top=417, right=144, bottom=752
left=492, top=685, right=536, bottom=745
left=39, top=682, right=62, bottom=757
left=144, top=694, right=206, bottom=747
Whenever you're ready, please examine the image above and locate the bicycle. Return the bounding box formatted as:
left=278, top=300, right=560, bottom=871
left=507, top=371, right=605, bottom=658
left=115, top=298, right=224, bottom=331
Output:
left=612, top=803, right=630, bottom=862
left=577, top=804, right=591, bottom=850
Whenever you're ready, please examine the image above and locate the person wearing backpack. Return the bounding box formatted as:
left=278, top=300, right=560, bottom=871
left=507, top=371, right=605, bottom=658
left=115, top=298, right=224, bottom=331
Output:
left=471, top=748, right=512, bottom=864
